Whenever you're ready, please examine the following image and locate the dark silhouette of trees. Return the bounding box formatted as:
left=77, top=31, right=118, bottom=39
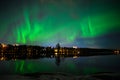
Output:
left=56, top=43, right=60, bottom=53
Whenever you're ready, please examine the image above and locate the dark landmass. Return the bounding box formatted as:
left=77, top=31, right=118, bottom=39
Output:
left=0, top=43, right=119, bottom=60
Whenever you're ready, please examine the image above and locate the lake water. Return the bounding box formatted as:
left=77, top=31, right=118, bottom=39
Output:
left=0, top=55, right=120, bottom=75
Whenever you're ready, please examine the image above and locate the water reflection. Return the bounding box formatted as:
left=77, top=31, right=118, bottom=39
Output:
left=55, top=54, right=60, bottom=66
left=0, top=54, right=120, bottom=75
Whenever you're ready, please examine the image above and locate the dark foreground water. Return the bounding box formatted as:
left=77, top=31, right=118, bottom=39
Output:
left=0, top=55, right=120, bottom=76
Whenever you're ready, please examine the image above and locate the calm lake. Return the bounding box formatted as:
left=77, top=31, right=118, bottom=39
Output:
left=0, top=55, right=120, bottom=75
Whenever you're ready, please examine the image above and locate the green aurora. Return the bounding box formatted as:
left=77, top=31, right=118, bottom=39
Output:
left=0, top=0, right=120, bottom=75
left=13, top=9, right=120, bottom=46
left=0, top=0, right=120, bottom=48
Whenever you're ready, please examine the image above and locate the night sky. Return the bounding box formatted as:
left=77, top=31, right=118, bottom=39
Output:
left=0, top=0, right=120, bottom=49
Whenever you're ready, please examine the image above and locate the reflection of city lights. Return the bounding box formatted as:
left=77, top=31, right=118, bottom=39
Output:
left=55, top=53, right=58, bottom=55
left=73, top=56, right=78, bottom=58
left=114, top=50, right=119, bottom=54
left=51, top=55, right=53, bottom=58
left=0, top=57, right=5, bottom=60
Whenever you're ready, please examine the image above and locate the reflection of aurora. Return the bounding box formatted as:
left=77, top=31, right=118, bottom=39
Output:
left=1, top=55, right=120, bottom=75
left=15, top=59, right=56, bottom=74
left=14, top=58, right=101, bottom=75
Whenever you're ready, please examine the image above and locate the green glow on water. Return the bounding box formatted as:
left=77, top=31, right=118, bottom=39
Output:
left=15, top=59, right=56, bottom=74
left=15, top=60, right=25, bottom=73
left=83, top=67, right=101, bottom=75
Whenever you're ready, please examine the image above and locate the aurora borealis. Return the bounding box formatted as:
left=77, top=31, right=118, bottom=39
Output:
left=1, top=0, right=120, bottom=76
left=0, top=0, right=120, bottom=48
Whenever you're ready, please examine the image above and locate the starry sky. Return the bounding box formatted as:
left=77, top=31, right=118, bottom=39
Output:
left=0, top=0, right=120, bottom=49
